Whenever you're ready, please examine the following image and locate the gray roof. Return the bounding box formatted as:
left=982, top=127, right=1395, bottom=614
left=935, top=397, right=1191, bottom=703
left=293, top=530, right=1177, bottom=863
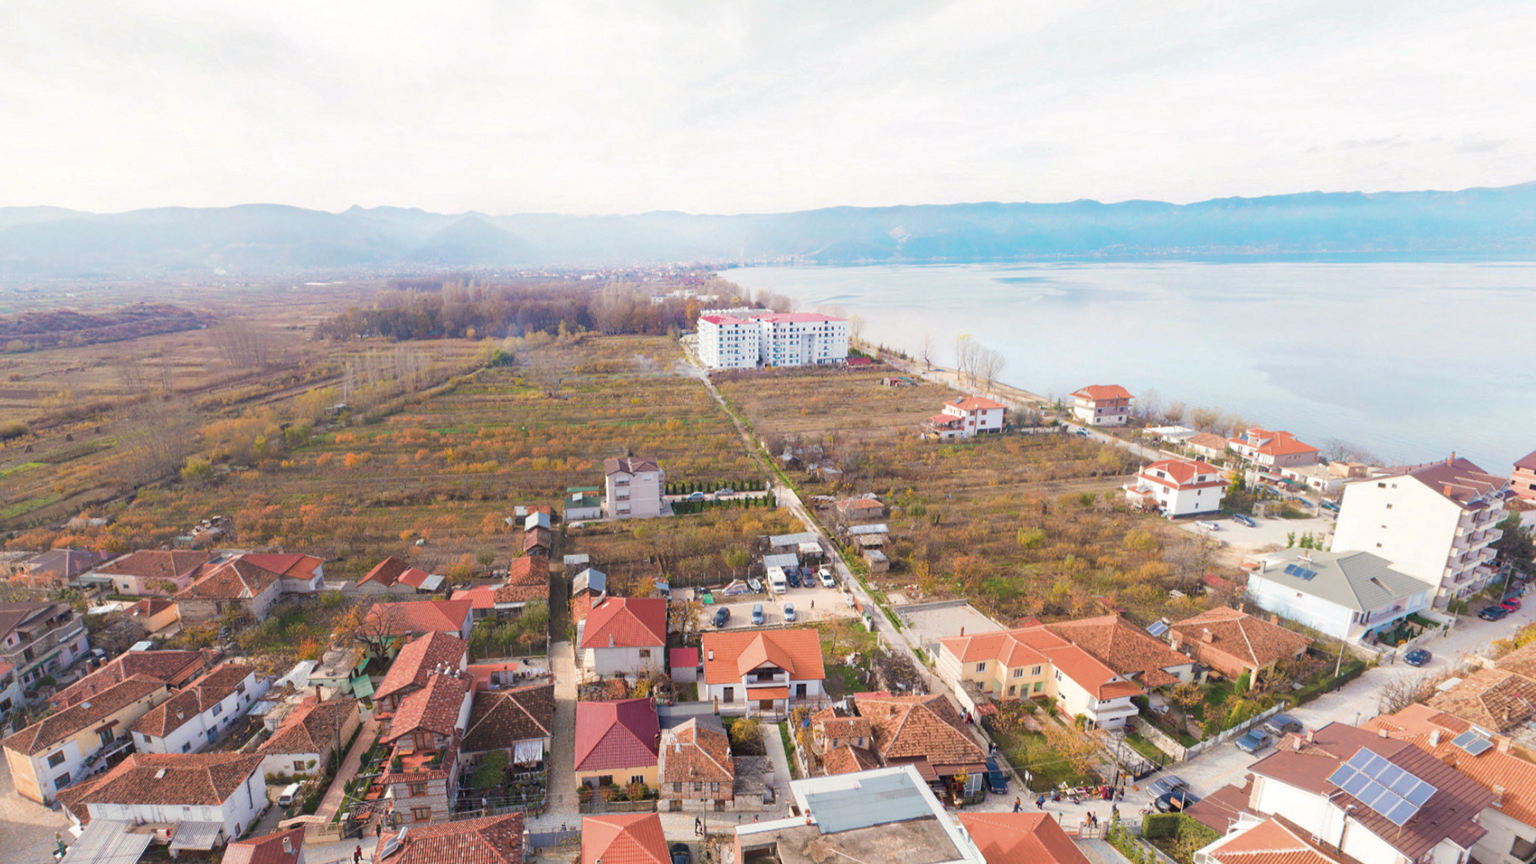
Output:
left=763, top=553, right=799, bottom=570
left=847, top=524, right=889, bottom=536
left=63, top=821, right=154, bottom=864
left=769, top=532, right=819, bottom=547
left=1253, top=549, right=1435, bottom=612
left=573, top=568, right=607, bottom=595
left=802, top=769, right=935, bottom=834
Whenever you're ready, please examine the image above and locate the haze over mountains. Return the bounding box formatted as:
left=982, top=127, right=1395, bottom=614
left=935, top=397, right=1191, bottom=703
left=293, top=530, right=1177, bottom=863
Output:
left=2, top=182, right=1535, bottom=280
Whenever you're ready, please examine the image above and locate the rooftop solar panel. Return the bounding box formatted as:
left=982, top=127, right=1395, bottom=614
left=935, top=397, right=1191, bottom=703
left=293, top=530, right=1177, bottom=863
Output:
left=1451, top=730, right=1495, bottom=756
left=1404, top=783, right=1436, bottom=807
left=1330, top=747, right=1437, bottom=826
left=1343, top=773, right=1371, bottom=797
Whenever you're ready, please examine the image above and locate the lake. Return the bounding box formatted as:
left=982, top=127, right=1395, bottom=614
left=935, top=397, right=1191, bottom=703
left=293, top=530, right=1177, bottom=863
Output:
left=725, top=261, right=1536, bottom=472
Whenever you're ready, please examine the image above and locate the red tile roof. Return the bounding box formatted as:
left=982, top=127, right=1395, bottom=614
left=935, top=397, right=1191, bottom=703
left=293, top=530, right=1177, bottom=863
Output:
left=1071, top=385, right=1131, bottom=402
left=376, top=631, right=469, bottom=705
left=1044, top=615, right=1193, bottom=688
left=1137, top=459, right=1224, bottom=489
left=223, top=828, right=304, bottom=864
left=53, top=648, right=214, bottom=709
left=177, top=558, right=282, bottom=601
left=1366, top=704, right=1536, bottom=828
left=1403, top=456, right=1510, bottom=506
left=1517, top=450, right=1536, bottom=473
left=574, top=699, right=659, bottom=772
left=671, top=647, right=699, bottom=668
left=360, top=557, right=413, bottom=588
left=940, top=624, right=1144, bottom=698
left=581, top=597, right=667, bottom=649
left=1203, top=816, right=1349, bottom=864
left=260, top=697, right=359, bottom=755
left=958, top=812, right=1093, bottom=864
left=658, top=717, right=733, bottom=785
left=701, top=629, right=825, bottom=685
left=1169, top=606, right=1311, bottom=669
left=494, top=557, right=548, bottom=604
left=379, top=813, right=524, bottom=864
left=463, top=684, right=555, bottom=753
left=822, top=745, right=881, bottom=775
left=582, top=813, right=669, bottom=864
left=854, top=693, right=985, bottom=774
left=237, top=553, right=324, bottom=581
left=1232, top=429, right=1320, bottom=458
left=384, top=674, right=471, bottom=742
left=130, top=663, right=257, bottom=739
left=367, top=600, right=472, bottom=636
left=4, top=675, right=167, bottom=755
left=56, top=752, right=263, bottom=824
left=950, top=396, right=1006, bottom=411
left=605, top=457, right=661, bottom=476
left=93, top=550, right=211, bottom=583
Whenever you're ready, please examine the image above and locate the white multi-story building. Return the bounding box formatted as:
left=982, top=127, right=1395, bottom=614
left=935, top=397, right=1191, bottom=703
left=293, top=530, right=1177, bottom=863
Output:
left=57, top=752, right=267, bottom=844
left=701, top=630, right=825, bottom=718
left=603, top=456, right=666, bottom=519
left=695, top=312, right=849, bottom=370
left=1122, top=459, right=1226, bottom=517
left=129, top=663, right=271, bottom=755
left=1246, top=548, right=1435, bottom=643
left=923, top=396, right=1007, bottom=440
left=1069, top=385, right=1132, bottom=426
left=1332, top=456, right=1510, bottom=606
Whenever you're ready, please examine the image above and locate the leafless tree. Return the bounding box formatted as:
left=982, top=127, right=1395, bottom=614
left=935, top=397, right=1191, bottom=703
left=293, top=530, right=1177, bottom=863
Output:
left=920, top=334, right=934, bottom=370
left=114, top=362, right=148, bottom=395
left=113, top=397, right=196, bottom=488
left=954, top=334, right=976, bottom=383
left=848, top=314, right=867, bottom=347
left=975, top=345, right=1006, bottom=392
left=1377, top=669, right=1451, bottom=715
left=213, top=320, right=271, bottom=369
left=1138, top=388, right=1162, bottom=421
left=1165, top=401, right=1187, bottom=424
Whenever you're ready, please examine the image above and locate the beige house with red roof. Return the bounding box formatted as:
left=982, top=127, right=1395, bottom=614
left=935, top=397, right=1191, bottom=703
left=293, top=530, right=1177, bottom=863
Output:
left=574, top=698, right=660, bottom=789
left=658, top=715, right=735, bottom=811
left=959, top=812, right=1092, bottom=864
left=1070, top=384, right=1132, bottom=426
left=605, top=456, right=667, bottom=519
left=701, top=629, right=826, bottom=718
left=937, top=624, right=1144, bottom=728
left=1123, top=458, right=1226, bottom=517
left=462, top=683, right=554, bottom=769
left=375, top=631, right=470, bottom=713
left=379, top=813, right=524, bottom=864
left=91, top=549, right=211, bottom=597
left=235, top=553, right=325, bottom=593
left=381, top=672, right=474, bottom=823
left=257, top=696, right=360, bottom=781
left=1168, top=606, right=1310, bottom=687
left=582, top=812, right=669, bottom=864
left=1512, top=450, right=1536, bottom=502
left=129, top=662, right=270, bottom=755
left=925, top=396, right=1006, bottom=440
left=1187, top=431, right=1231, bottom=462
left=127, top=597, right=180, bottom=634
left=175, top=557, right=287, bottom=625
left=1228, top=427, right=1320, bottom=469
left=579, top=596, right=667, bottom=678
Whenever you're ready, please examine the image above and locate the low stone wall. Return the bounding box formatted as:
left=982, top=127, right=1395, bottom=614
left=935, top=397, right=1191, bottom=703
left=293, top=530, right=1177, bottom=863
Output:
left=1135, top=720, right=1188, bottom=762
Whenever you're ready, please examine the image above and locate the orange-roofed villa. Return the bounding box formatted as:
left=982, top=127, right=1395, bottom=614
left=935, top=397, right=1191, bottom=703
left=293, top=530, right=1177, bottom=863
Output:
left=1069, top=384, right=1132, bottom=426
left=924, top=396, right=1007, bottom=441
left=937, top=625, right=1145, bottom=729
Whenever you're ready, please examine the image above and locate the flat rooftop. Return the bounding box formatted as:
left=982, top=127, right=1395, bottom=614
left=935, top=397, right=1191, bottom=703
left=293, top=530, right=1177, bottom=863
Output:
left=738, top=818, right=963, bottom=864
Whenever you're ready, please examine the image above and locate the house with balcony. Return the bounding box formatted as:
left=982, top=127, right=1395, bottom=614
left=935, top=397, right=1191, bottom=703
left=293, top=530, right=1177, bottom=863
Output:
left=658, top=715, right=735, bottom=812
left=924, top=396, right=1007, bottom=440
left=257, top=696, right=361, bottom=781
left=129, top=663, right=271, bottom=754
left=701, top=630, right=826, bottom=718
left=380, top=672, right=475, bottom=824
left=1069, top=385, right=1132, bottom=426
left=375, top=631, right=470, bottom=713
left=574, top=698, right=660, bottom=790
left=1227, top=428, right=1321, bottom=469
left=0, top=599, right=90, bottom=691
left=1168, top=606, right=1311, bottom=687
left=1512, top=451, right=1536, bottom=502
left=579, top=596, right=667, bottom=679
left=55, top=752, right=267, bottom=846
left=2, top=674, right=171, bottom=804
left=1122, top=458, right=1226, bottom=517
left=88, top=549, right=211, bottom=597
left=53, top=646, right=216, bottom=710
left=604, top=456, right=667, bottom=519
left=461, top=683, right=555, bottom=771
left=935, top=625, right=1143, bottom=728
left=0, top=660, right=19, bottom=721
left=1332, top=455, right=1511, bottom=606
left=1246, top=549, right=1435, bottom=643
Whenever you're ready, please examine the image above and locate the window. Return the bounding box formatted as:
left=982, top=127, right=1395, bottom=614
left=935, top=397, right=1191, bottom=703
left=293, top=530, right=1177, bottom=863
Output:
left=1031, top=666, right=1042, bottom=676
left=1055, top=670, right=1063, bottom=682
left=408, top=782, right=427, bottom=796
left=975, top=662, right=987, bottom=673
left=723, top=687, right=734, bottom=702
left=1032, top=681, right=1044, bottom=694
left=294, top=760, right=307, bottom=771
left=212, top=703, right=223, bottom=716
left=673, top=782, right=683, bottom=793
left=1386, top=503, right=1393, bottom=509
left=1013, top=668, right=1025, bottom=678
left=632, top=775, right=645, bottom=785
left=639, top=649, right=651, bottom=659
left=796, top=683, right=807, bottom=698
left=412, top=807, right=432, bottom=822
left=1008, top=685, right=1017, bottom=696
left=236, top=682, right=246, bottom=694
left=181, top=742, right=190, bottom=752
left=694, top=781, right=703, bottom=793
left=47, top=751, right=66, bottom=768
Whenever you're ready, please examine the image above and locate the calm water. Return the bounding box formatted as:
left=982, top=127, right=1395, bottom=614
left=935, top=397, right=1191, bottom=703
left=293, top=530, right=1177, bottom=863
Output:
left=725, top=262, right=1536, bottom=472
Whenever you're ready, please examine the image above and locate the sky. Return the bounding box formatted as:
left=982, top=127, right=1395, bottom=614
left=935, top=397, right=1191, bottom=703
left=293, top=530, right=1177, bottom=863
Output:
left=3, top=0, right=1535, bottom=215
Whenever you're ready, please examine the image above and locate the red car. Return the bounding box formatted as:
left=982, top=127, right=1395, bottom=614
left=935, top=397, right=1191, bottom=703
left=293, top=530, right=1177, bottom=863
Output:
left=1503, top=597, right=1523, bottom=611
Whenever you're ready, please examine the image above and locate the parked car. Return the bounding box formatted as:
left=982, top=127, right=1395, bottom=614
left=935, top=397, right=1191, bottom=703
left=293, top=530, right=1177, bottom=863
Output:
left=819, top=569, right=837, bottom=588
left=1146, top=775, right=1188, bottom=798
left=1196, top=520, right=1221, bottom=531
left=1263, top=714, right=1303, bottom=737
left=278, top=783, right=302, bottom=808
left=671, top=844, right=691, bottom=864
left=1403, top=648, right=1433, bottom=667
left=687, top=491, right=706, bottom=502
left=748, top=577, right=763, bottom=593
left=783, top=603, right=796, bottom=622
left=1154, top=791, right=1200, bottom=813
left=715, top=488, right=734, bottom=499
left=1321, top=500, right=1340, bottom=512
left=1235, top=730, right=1273, bottom=754
left=751, top=604, right=765, bottom=626
left=786, top=569, right=802, bottom=589
left=1075, top=428, right=1089, bottom=437
left=1232, top=513, right=1258, bottom=527
left=1480, top=605, right=1510, bottom=621
left=713, top=607, right=730, bottom=628
left=1504, top=597, right=1523, bottom=611
left=984, top=756, right=1009, bottom=794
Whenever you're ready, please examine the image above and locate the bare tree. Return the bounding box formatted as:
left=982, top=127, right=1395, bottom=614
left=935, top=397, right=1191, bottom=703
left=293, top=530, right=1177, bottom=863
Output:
left=953, top=334, right=977, bottom=383
left=1165, top=400, right=1187, bottom=424
left=975, top=346, right=1005, bottom=392
left=113, top=397, right=196, bottom=488
left=1377, top=669, right=1451, bottom=715
left=213, top=320, right=271, bottom=369
left=847, top=314, right=867, bottom=347
left=919, top=334, right=934, bottom=370
left=1138, top=388, right=1162, bottom=422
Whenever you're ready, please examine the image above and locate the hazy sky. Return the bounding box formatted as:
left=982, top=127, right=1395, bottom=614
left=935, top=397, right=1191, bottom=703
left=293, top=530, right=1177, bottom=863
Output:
left=4, top=0, right=1534, bottom=215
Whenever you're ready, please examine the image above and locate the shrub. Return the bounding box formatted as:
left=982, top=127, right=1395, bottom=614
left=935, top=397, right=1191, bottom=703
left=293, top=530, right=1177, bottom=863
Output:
left=0, top=420, right=27, bottom=441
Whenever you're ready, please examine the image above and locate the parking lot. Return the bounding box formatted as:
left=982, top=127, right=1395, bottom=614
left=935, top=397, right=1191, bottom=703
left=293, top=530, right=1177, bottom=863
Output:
left=1180, top=511, right=1335, bottom=560
left=704, top=580, right=861, bottom=630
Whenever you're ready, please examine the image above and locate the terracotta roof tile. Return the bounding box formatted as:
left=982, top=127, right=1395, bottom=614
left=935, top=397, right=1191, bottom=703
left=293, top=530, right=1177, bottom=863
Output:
left=1204, top=816, right=1351, bottom=864
left=581, top=597, right=667, bottom=649
left=379, top=813, right=524, bottom=864
left=131, top=663, right=257, bottom=739
left=235, top=553, right=324, bottom=581
left=462, top=684, right=555, bottom=753
left=574, top=699, right=658, bottom=772
left=854, top=693, right=984, bottom=773
left=376, top=631, right=469, bottom=704
left=93, top=550, right=210, bottom=582
left=1496, top=640, right=1536, bottom=679
left=360, top=557, right=413, bottom=587
left=4, top=675, right=166, bottom=755
left=1169, top=606, right=1311, bottom=668
left=53, top=648, right=214, bottom=709
left=821, top=745, right=881, bottom=775
left=1367, top=705, right=1536, bottom=827
left=958, top=812, right=1093, bottom=864
left=384, top=674, right=471, bottom=742
left=581, top=813, right=668, bottom=864
left=56, top=752, right=262, bottom=824
left=1071, top=385, right=1132, bottom=401
left=176, top=558, right=282, bottom=601
left=259, top=697, right=358, bottom=755
left=367, top=600, right=472, bottom=636
left=494, top=558, right=548, bottom=604
left=1425, top=667, right=1536, bottom=732
left=1045, top=615, right=1192, bottom=688
left=223, top=827, right=304, bottom=864
left=701, top=630, right=825, bottom=685
left=658, top=717, right=733, bottom=785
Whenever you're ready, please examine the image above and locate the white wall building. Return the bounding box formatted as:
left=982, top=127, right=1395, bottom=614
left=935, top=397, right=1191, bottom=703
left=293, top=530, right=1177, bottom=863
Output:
left=59, top=752, right=268, bottom=844
left=1246, top=549, right=1435, bottom=643
left=604, top=456, right=666, bottom=519
left=696, top=312, right=849, bottom=370
left=1332, top=456, right=1510, bottom=606
left=130, top=664, right=271, bottom=755
left=1123, top=459, right=1226, bottom=517
left=924, top=396, right=1007, bottom=440
left=1070, top=385, right=1132, bottom=426
left=697, top=315, right=762, bottom=370
left=701, top=630, right=825, bottom=717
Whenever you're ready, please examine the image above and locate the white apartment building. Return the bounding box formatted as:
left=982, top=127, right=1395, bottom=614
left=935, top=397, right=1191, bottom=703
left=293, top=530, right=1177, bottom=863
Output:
left=1332, top=456, right=1510, bottom=606
left=1070, top=385, right=1132, bottom=426
left=130, top=663, right=271, bottom=755
left=603, top=456, right=666, bottom=519
left=1122, top=459, right=1226, bottom=517
left=696, top=312, right=849, bottom=370
left=924, top=396, right=1007, bottom=440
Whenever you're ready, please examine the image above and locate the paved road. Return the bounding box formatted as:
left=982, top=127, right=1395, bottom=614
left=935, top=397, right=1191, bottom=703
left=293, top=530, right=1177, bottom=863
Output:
left=527, top=641, right=577, bottom=833
left=0, top=754, right=71, bottom=862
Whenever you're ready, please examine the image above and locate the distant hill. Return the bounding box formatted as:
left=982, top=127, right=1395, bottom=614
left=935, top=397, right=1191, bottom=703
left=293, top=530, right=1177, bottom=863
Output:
left=0, top=303, right=206, bottom=350
left=2, top=182, right=1535, bottom=279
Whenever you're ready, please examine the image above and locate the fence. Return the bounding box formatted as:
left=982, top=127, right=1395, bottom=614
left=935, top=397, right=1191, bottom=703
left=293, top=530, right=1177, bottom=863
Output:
left=1134, top=719, right=1188, bottom=762
left=1182, top=703, right=1285, bottom=761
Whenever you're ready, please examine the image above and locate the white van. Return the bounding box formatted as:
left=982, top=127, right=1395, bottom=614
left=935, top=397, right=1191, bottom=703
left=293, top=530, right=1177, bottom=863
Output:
left=278, top=783, right=302, bottom=808
left=767, top=566, right=788, bottom=595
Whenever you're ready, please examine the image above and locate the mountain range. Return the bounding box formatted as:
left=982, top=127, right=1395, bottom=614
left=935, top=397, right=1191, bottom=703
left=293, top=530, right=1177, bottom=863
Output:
left=3, top=182, right=1536, bottom=280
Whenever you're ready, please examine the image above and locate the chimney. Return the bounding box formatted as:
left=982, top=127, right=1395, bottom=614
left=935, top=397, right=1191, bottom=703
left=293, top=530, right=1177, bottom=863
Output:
left=1499, top=737, right=1513, bottom=753
left=707, top=650, right=714, bottom=661
left=1493, top=785, right=1507, bottom=807
left=1377, top=726, right=1388, bottom=738
left=1429, top=730, right=1440, bottom=747
left=1449, top=452, right=1456, bottom=465
left=282, top=837, right=293, bottom=854
left=1445, top=485, right=1455, bottom=497
left=1291, top=736, right=1302, bottom=752
left=1305, top=729, right=1316, bottom=743
left=1269, top=615, right=1280, bottom=625
left=609, top=634, right=616, bottom=648
left=959, top=626, right=965, bottom=637
left=1201, top=628, right=1213, bottom=644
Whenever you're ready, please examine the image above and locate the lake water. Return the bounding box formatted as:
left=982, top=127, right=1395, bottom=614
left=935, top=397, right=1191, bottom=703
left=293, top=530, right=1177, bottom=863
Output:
left=725, top=262, right=1536, bottom=472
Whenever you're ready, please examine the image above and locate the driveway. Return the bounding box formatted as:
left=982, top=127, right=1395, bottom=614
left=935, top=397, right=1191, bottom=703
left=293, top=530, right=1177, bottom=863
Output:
left=705, top=583, right=859, bottom=631
left=0, top=754, right=72, bottom=862
left=1187, top=512, right=1334, bottom=558
left=525, top=641, right=577, bottom=833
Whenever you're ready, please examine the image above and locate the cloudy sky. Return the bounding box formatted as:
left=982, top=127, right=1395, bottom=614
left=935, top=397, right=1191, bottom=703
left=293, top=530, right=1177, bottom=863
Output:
left=3, top=0, right=1533, bottom=215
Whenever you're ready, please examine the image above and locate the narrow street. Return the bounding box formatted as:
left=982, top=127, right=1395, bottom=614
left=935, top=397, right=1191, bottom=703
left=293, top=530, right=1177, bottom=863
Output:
left=526, top=640, right=577, bottom=832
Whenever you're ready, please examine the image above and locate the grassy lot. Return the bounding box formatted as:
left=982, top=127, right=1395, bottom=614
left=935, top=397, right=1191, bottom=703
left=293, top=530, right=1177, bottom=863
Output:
left=990, top=725, right=1101, bottom=793
left=812, top=619, right=880, bottom=697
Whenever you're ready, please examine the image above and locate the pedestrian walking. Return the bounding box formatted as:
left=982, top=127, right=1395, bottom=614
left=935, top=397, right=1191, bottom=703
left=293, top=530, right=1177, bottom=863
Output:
left=354, top=844, right=363, bottom=864
left=375, top=822, right=383, bottom=841
left=696, top=817, right=703, bottom=836
left=1013, top=797, right=1022, bottom=813
left=1036, top=795, right=1045, bottom=810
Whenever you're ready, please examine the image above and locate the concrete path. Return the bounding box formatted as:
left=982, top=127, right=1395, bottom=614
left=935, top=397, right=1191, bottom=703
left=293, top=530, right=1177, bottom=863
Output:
left=0, top=756, right=71, bottom=862
left=1078, top=837, right=1133, bottom=864
left=306, top=835, right=380, bottom=864
left=763, top=723, right=794, bottom=807
left=316, top=716, right=380, bottom=822
left=527, top=641, right=577, bottom=832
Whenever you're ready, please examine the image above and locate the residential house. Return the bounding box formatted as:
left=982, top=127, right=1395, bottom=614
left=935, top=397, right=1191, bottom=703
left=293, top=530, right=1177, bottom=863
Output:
left=305, top=645, right=369, bottom=697
left=2, top=675, right=171, bottom=804
left=375, top=631, right=470, bottom=713
left=523, top=526, right=552, bottom=558
left=21, top=549, right=116, bottom=588
left=1043, top=615, right=1198, bottom=689
left=257, top=696, right=361, bottom=781
left=574, top=698, right=660, bottom=790
left=53, top=646, right=216, bottom=710
left=1, top=599, right=91, bottom=690
left=697, top=311, right=850, bottom=370
left=570, top=567, right=607, bottom=618
left=821, top=742, right=881, bottom=776
left=233, top=553, right=325, bottom=594
left=853, top=692, right=987, bottom=787
left=936, top=625, right=1144, bottom=728
left=1246, top=549, right=1436, bottom=642
left=701, top=629, right=826, bottom=718
left=582, top=813, right=669, bottom=864
left=835, top=497, right=887, bottom=523
left=1512, top=451, right=1536, bottom=502
left=366, top=600, right=474, bottom=643
left=924, top=396, right=1007, bottom=440
left=811, top=707, right=873, bottom=753
left=1332, top=455, right=1511, bottom=605
left=1195, top=816, right=1356, bottom=864
left=604, top=456, right=667, bottom=519
left=127, top=597, right=180, bottom=634
left=670, top=647, right=700, bottom=684
left=55, top=752, right=267, bottom=844
left=658, top=715, right=734, bottom=811
left=580, top=596, right=667, bottom=678
left=378, top=814, right=524, bottom=864
left=1228, top=428, right=1321, bottom=469
left=461, top=683, right=555, bottom=769
left=225, top=827, right=305, bottom=864
left=1366, top=704, right=1536, bottom=864
left=1122, top=458, right=1226, bottom=517
left=959, top=812, right=1094, bottom=864
left=1278, top=464, right=1349, bottom=495
left=0, top=660, right=19, bottom=720
left=129, top=663, right=271, bottom=754
left=733, top=765, right=987, bottom=864
left=1239, top=722, right=1492, bottom=864
left=380, top=672, right=475, bottom=823
left=175, top=557, right=286, bottom=625
left=356, top=557, right=442, bottom=595
left=1070, top=385, right=1132, bottom=426
left=1187, top=432, right=1231, bottom=462
left=1168, top=606, right=1310, bottom=687
left=89, top=550, right=211, bottom=597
